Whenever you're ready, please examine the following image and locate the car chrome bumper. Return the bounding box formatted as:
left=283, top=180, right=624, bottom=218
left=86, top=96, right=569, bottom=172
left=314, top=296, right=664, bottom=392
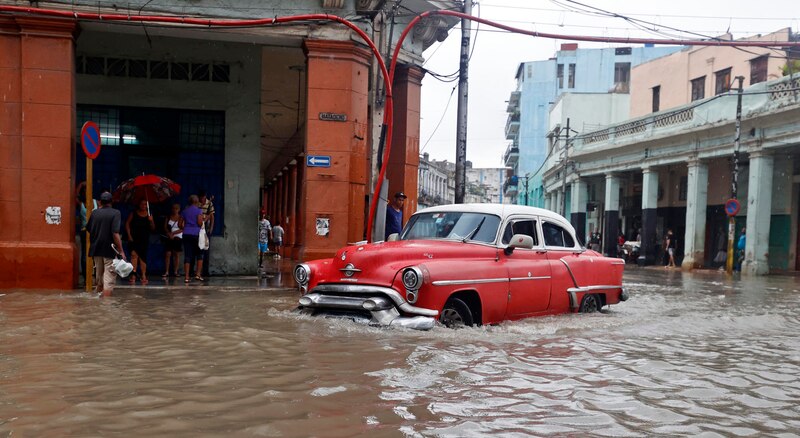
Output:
left=297, top=285, right=438, bottom=331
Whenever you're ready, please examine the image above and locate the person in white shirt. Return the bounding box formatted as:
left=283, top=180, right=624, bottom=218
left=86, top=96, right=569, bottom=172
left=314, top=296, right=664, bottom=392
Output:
left=272, top=221, right=285, bottom=259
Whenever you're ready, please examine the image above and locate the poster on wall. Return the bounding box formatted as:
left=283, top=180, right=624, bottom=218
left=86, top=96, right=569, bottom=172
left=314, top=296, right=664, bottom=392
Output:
left=316, top=218, right=330, bottom=237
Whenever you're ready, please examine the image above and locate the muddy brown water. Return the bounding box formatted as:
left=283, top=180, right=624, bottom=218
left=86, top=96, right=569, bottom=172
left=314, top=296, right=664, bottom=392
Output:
left=2, top=267, right=800, bottom=437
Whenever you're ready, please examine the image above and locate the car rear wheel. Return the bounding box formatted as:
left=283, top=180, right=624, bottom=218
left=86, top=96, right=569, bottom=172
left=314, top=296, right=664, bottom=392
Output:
left=579, top=294, right=600, bottom=313
left=440, top=297, right=474, bottom=328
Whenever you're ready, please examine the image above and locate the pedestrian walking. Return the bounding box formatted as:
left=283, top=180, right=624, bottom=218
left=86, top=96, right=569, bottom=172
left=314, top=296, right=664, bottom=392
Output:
left=163, top=203, right=183, bottom=278
left=125, top=199, right=155, bottom=284
left=181, top=195, right=206, bottom=283
left=199, top=190, right=215, bottom=277
left=272, top=221, right=285, bottom=259
left=665, top=229, right=676, bottom=268
left=736, top=227, right=746, bottom=271
left=258, top=210, right=272, bottom=269
left=385, top=192, right=407, bottom=240
left=87, top=191, right=126, bottom=295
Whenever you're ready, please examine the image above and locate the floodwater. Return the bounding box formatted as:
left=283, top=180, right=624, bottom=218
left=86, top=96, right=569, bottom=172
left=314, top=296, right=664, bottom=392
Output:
left=2, top=267, right=800, bottom=437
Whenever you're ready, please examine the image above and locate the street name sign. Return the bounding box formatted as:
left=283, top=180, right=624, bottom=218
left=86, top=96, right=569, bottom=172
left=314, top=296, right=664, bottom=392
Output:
left=307, top=155, right=331, bottom=168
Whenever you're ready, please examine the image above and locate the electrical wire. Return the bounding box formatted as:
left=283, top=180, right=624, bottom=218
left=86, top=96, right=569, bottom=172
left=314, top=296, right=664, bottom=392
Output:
left=481, top=2, right=798, bottom=22
left=557, top=0, right=792, bottom=59
left=421, top=85, right=457, bottom=153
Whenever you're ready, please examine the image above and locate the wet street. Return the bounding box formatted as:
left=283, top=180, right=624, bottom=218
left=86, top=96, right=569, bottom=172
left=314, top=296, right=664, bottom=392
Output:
left=2, top=266, right=800, bottom=437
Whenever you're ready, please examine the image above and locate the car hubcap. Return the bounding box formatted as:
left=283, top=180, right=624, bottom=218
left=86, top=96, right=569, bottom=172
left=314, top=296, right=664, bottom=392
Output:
left=441, top=308, right=463, bottom=327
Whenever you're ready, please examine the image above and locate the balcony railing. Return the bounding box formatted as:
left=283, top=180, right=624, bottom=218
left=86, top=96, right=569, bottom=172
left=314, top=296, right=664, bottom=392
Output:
left=506, top=90, right=521, bottom=113
left=573, top=74, right=800, bottom=154
left=505, top=113, right=520, bottom=140
left=503, top=143, right=519, bottom=166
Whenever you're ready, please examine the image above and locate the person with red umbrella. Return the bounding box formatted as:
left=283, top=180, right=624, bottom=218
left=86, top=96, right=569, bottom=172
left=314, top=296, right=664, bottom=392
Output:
left=125, top=199, right=155, bottom=284
left=113, top=174, right=181, bottom=284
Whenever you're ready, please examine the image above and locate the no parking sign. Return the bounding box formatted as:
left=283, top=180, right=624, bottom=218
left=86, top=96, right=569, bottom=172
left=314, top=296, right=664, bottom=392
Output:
left=725, top=198, right=741, bottom=217
left=81, top=121, right=101, bottom=159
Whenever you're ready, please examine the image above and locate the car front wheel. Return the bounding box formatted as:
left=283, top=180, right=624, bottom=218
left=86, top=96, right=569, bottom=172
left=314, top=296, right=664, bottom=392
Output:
left=440, top=297, right=474, bottom=328
left=579, top=294, right=600, bottom=313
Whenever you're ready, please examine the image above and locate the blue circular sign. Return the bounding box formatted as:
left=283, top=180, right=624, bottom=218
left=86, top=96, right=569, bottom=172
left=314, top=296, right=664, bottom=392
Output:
left=725, top=198, right=740, bottom=217
left=81, top=121, right=101, bottom=159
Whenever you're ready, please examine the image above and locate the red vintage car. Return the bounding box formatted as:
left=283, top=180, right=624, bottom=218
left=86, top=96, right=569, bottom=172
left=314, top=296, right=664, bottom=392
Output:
left=294, top=204, right=628, bottom=330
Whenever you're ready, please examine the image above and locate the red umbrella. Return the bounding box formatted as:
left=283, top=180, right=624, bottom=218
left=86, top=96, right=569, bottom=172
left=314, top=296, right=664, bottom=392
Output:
left=112, top=174, right=181, bottom=206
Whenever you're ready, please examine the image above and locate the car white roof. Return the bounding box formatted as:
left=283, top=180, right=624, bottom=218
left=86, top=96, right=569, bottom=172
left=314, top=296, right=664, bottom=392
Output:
left=416, top=203, right=570, bottom=224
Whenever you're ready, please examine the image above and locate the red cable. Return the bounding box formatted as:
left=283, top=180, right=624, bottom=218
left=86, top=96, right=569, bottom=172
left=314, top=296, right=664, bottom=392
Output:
left=0, top=4, right=394, bottom=243
left=3, top=6, right=798, bottom=243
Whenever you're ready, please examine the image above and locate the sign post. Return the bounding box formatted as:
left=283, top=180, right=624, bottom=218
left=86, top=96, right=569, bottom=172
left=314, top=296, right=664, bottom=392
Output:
left=81, top=121, right=101, bottom=292
left=724, top=198, right=741, bottom=274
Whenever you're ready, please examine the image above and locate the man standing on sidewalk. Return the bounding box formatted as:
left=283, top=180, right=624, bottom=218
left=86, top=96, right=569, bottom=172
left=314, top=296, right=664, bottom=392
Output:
left=199, top=190, right=215, bottom=277
left=87, top=191, right=125, bottom=295
left=385, top=192, right=407, bottom=240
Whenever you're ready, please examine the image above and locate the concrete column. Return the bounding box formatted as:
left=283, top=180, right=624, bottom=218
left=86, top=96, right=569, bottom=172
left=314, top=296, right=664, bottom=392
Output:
left=744, top=151, right=774, bottom=275
left=292, top=162, right=305, bottom=260
left=640, top=167, right=659, bottom=265
left=388, top=64, right=424, bottom=222
left=286, top=162, right=297, bottom=256
left=0, top=17, right=78, bottom=289
left=603, top=174, right=621, bottom=257
left=682, top=159, right=709, bottom=269
left=302, top=39, right=370, bottom=260
left=544, top=193, right=551, bottom=211
left=554, top=190, right=562, bottom=214
left=570, top=179, right=587, bottom=243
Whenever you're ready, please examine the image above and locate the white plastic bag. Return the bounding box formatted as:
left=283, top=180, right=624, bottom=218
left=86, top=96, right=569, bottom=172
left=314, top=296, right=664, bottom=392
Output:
left=112, top=258, right=134, bottom=278
left=199, top=225, right=210, bottom=250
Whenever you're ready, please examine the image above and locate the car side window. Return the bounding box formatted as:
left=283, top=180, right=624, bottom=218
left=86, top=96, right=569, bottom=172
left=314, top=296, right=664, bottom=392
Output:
left=542, top=221, right=575, bottom=248
left=501, top=219, right=539, bottom=246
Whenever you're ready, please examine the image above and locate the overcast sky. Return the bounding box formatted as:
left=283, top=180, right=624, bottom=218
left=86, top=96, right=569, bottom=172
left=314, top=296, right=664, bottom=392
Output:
left=418, top=0, right=799, bottom=168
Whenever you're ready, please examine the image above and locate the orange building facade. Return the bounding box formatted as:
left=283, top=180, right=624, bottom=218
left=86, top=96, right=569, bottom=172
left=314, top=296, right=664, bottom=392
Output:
left=0, top=5, right=454, bottom=290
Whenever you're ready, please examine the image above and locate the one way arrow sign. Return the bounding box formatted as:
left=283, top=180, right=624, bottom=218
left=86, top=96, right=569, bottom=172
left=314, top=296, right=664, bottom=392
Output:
left=306, top=155, right=331, bottom=168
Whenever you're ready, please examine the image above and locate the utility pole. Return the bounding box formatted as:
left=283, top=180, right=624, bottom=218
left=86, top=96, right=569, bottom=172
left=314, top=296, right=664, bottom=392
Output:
left=726, top=76, right=745, bottom=274
left=524, top=175, right=529, bottom=205
left=454, top=0, right=471, bottom=204
left=560, top=118, right=570, bottom=217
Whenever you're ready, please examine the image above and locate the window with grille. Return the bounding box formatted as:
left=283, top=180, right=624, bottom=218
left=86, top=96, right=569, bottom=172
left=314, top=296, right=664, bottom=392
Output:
left=750, top=56, right=768, bottom=85
left=75, top=55, right=230, bottom=83
left=614, top=62, right=631, bottom=92
left=715, top=67, right=732, bottom=95
left=76, top=107, right=120, bottom=146
left=557, top=64, right=564, bottom=88
left=679, top=176, right=688, bottom=201
left=568, top=63, right=576, bottom=88
left=179, top=112, right=225, bottom=152
left=691, top=76, right=705, bottom=101
left=652, top=85, right=661, bottom=112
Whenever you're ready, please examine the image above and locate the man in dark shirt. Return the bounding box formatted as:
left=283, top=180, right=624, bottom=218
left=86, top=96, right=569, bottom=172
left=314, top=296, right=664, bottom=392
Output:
left=385, top=192, right=407, bottom=240
left=87, top=191, right=125, bottom=294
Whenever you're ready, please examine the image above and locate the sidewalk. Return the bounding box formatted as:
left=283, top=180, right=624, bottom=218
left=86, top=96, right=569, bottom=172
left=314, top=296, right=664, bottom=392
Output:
left=109, top=257, right=298, bottom=291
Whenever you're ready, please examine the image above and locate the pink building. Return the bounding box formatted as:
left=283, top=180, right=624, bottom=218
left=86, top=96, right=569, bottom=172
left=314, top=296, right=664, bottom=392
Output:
left=630, top=28, right=790, bottom=118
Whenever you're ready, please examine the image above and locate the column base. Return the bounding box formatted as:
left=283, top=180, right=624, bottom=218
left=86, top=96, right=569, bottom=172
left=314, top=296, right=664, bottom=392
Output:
left=742, top=260, right=770, bottom=276
left=0, top=242, right=76, bottom=289
left=636, top=255, right=656, bottom=266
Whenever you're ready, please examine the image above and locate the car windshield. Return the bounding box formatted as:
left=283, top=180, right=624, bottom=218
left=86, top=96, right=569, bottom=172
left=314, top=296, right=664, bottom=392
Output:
left=400, top=212, right=501, bottom=243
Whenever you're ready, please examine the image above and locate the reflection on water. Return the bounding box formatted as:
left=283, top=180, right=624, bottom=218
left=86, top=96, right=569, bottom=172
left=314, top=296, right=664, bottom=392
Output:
left=2, top=268, right=800, bottom=436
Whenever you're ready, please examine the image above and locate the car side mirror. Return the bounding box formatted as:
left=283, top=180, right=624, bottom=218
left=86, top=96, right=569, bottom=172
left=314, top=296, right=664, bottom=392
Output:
left=504, top=234, right=534, bottom=255
left=387, top=233, right=399, bottom=242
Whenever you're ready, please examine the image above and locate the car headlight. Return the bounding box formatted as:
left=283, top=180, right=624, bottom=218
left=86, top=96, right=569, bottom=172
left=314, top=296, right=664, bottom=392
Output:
left=294, top=264, right=311, bottom=286
left=402, top=266, right=422, bottom=291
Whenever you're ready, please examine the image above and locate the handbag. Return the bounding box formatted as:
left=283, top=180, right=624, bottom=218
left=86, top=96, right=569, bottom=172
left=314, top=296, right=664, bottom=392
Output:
left=198, top=224, right=210, bottom=250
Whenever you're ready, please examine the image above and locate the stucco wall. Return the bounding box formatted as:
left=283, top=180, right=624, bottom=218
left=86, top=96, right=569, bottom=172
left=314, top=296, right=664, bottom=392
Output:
left=630, top=29, right=790, bottom=118
left=76, top=31, right=262, bottom=274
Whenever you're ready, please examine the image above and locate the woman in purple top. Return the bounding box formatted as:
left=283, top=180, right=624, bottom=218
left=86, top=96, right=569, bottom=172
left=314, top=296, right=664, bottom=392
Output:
left=181, top=194, right=206, bottom=283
